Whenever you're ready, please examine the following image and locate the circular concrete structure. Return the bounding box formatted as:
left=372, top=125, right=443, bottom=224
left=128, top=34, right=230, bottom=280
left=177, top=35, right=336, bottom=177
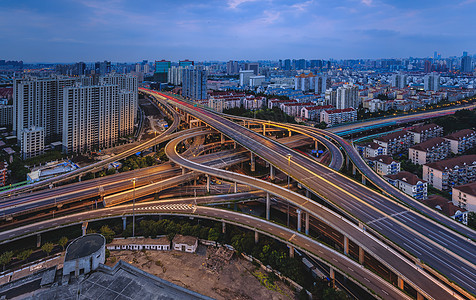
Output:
left=63, top=234, right=106, bottom=277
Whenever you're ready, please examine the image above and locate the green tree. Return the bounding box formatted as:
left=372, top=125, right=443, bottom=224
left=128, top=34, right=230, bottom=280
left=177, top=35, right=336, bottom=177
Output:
left=468, top=212, right=476, bottom=230
left=0, top=251, right=13, bottom=271
left=100, top=225, right=116, bottom=243
left=41, top=242, right=54, bottom=256
left=58, top=236, right=69, bottom=251
left=17, top=249, right=33, bottom=262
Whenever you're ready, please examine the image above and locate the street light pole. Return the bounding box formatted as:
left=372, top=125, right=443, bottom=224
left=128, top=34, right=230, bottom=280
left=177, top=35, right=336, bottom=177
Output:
left=132, top=178, right=136, bottom=237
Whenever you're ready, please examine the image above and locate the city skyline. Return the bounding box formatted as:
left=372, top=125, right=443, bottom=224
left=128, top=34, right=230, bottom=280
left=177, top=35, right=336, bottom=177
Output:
left=1, top=0, right=475, bottom=62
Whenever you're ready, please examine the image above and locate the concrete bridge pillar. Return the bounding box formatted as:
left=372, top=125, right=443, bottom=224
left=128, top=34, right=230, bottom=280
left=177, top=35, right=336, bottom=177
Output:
left=305, top=212, right=309, bottom=235
left=397, top=277, right=404, bottom=290
left=296, top=209, right=302, bottom=232
left=289, top=245, right=295, bottom=258
left=263, top=124, right=266, bottom=135
left=36, top=234, right=41, bottom=248
left=269, top=165, right=275, bottom=180
left=234, top=181, right=237, bottom=193
left=234, top=141, right=237, bottom=149
left=78, top=175, right=81, bottom=182
left=352, top=164, right=357, bottom=176
left=329, top=268, right=335, bottom=288
left=344, top=236, right=349, bottom=255
left=359, top=246, right=365, bottom=264
left=206, top=175, right=210, bottom=193
left=222, top=222, right=226, bottom=234
left=314, top=139, right=318, bottom=151
left=122, top=216, right=127, bottom=231
left=362, top=176, right=366, bottom=185
left=288, top=130, right=292, bottom=137
left=221, top=133, right=225, bottom=144
left=416, top=292, right=424, bottom=300
left=266, top=193, right=270, bottom=220
left=346, top=156, right=350, bottom=169
left=82, top=222, right=88, bottom=236
left=181, top=167, right=185, bottom=175
left=306, top=189, right=310, bottom=198
left=250, top=152, right=255, bottom=172
left=254, top=231, right=259, bottom=244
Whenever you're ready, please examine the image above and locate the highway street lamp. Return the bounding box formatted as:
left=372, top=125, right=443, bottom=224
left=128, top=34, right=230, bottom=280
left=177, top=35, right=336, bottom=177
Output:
left=132, top=178, right=136, bottom=237
left=286, top=153, right=292, bottom=166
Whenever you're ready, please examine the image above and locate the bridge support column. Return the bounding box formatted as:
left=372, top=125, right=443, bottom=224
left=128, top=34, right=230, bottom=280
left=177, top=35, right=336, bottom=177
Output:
left=270, top=165, right=275, bottom=180
left=250, top=152, right=255, bottom=172
left=305, top=212, right=309, bottom=235
left=416, top=292, right=424, bottom=300
left=254, top=231, right=259, bottom=244
left=82, top=222, right=88, bottom=236
left=222, top=222, right=226, bottom=234
left=306, top=189, right=310, bottom=198
left=346, top=156, right=350, bottom=169
left=344, top=236, right=349, bottom=255
left=234, top=141, right=237, bottom=149
left=314, top=139, right=318, bottom=151
left=263, top=124, right=266, bottom=135
left=397, top=277, right=404, bottom=290
left=206, top=175, right=210, bottom=193
left=362, top=176, right=366, bottom=185
left=352, top=164, right=357, bottom=176
left=296, top=209, right=302, bottom=232
left=359, top=246, right=365, bottom=264
left=289, top=245, right=295, bottom=258
left=78, top=175, right=81, bottom=182
left=234, top=182, right=237, bottom=193
left=181, top=167, right=185, bottom=175
left=221, top=133, right=225, bottom=144
left=122, top=216, right=127, bottom=231
left=36, top=234, right=41, bottom=248
left=288, top=130, right=292, bottom=137
left=266, top=193, right=270, bottom=220
left=329, top=268, right=335, bottom=288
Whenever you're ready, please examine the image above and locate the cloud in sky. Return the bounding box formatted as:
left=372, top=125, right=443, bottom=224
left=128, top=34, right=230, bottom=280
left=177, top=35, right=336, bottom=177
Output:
left=0, top=0, right=474, bottom=62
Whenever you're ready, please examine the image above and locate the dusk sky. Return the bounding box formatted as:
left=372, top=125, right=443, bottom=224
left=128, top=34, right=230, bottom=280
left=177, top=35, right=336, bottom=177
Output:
left=1, top=0, right=475, bottom=62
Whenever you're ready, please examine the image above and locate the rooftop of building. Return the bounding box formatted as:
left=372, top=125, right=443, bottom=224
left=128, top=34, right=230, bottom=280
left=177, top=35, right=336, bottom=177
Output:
left=452, top=181, right=476, bottom=196
left=108, top=237, right=170, bottom=246
left=444, top=129, right=476, bottom=141
left=410, top=137, right=447, bottom=151
left=357, top=141, right=383, bottom=149
left=424, top=195, right=467, bottom=216
left=407, top=123, right=442, bottom=134
left=384, top=171, right=426, bottom=185
left=324, top=108, right=356, bottom=114
left=65, top=234, right=105, bottom=261
left=374, top=130, right=408, bottom=142
left=304, top=105, right=334, bottom=111
left=367, top=155, right=397, bottom=164
left=424, top=155, right=476, bottom=171
left=172, top=235, right=198, bottom=245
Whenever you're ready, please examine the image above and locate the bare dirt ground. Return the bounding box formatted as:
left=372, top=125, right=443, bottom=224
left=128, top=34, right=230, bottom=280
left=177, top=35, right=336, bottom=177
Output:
left=106, top=247, right=296, bottom=300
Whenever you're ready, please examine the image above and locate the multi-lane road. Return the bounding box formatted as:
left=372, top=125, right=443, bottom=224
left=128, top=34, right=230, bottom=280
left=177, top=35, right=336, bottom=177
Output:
left=146, top=89, right=476, bottom=298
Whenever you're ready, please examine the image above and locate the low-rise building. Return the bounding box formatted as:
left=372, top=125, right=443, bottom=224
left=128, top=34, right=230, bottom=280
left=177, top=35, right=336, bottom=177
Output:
left=452, top=182, right=476, bottom=213
left=320, top=108, right=357, bottom=127
left=366, top=155, right=400, bottom=175
left=423, top=155, right=476, bottom=191
left=172, top=235, right=198, bottom=253
left=424, top=195, right=468, bottom=224
left=355, top=142, right=387, bottom=158
left=374, top=131, right=412, bottom=155
left=107, top=237, right=170, bottom=251
left=444, top=129, right=476, bottom=154
left=300, top=105, right=333, bottom=121
left=407, top=123, right=443, bottom=144
left=384, top=171, right=427, bottom=200
left=408, top=137, right=450, bottom=165
left=63, top=234, right=106, bottom=277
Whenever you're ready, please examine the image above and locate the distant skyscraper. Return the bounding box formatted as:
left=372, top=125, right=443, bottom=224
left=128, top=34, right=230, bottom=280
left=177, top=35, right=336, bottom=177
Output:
left=179, top=60, right=194, bottom=68
left=226, top=60, right=239, bottom=75
left=168, top=66, right=184, bottom=85
left=154, top=60, right=171, bottom=83
left=284, top=59, right=291, bottom=70
left=463, top=51, right=468, bottom=57
left=424, top=60, right=432, bottom=73
left=461, top=55, right=472, bottom=73
left=94, top=61, right=111, bottom=75
left=315, top=75, right=330, bottom=94
left=245, top=63, right=259, bottom=75
left=424, top=73, right=440, bottom=91
left=182, top=66, right=207, bottom=100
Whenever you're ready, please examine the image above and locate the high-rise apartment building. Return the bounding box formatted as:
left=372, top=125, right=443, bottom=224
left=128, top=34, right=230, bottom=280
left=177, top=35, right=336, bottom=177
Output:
left=245, top=63, right=259, bottom=75
left=179, top=60, right=194, bottom=68
left=284, top=59, right=291, bottom=70
left=424, top=73, right=440, bottom=91
left=62, top=85, right=118, bottom=153
left=226, top=60, right=239, bottom=75
left=21, top=126, right=45, bottom=159
left=239, top=70, right=254, bottom=87
left=182, top=66, right=207, bottom=100
left=315, top=75, right=330, bottom=94
left=94, top=61, right=111, bottom=75
left=336, top=84, right=359, bottom=109
left=391, top=73, right=407, bottom=89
